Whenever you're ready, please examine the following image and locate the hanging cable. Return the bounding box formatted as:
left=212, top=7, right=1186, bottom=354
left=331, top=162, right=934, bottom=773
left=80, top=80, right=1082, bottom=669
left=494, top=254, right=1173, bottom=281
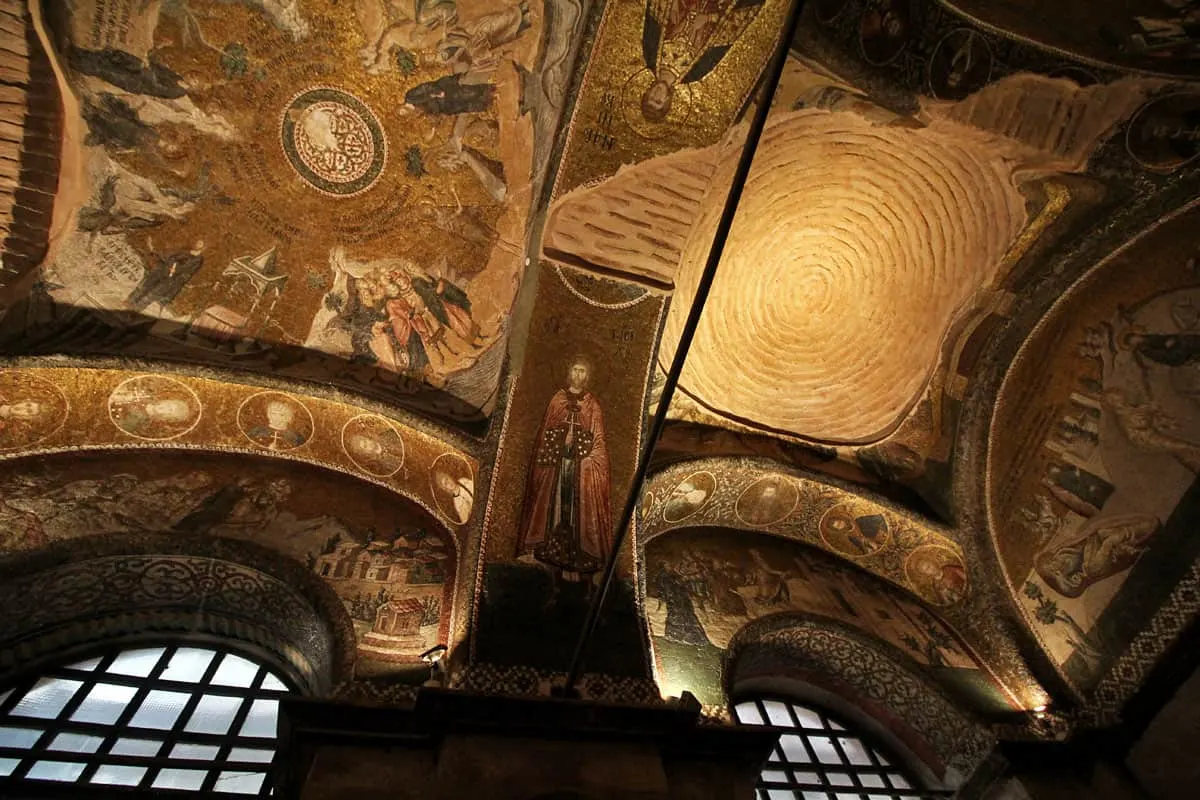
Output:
left=562, top=0, right=811, bottom=695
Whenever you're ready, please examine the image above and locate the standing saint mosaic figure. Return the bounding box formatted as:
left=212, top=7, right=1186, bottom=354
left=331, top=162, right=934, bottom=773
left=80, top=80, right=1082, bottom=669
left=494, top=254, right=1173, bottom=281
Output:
left=639, top=0, right=767, bottom=122
left=517, top=358, right=613, bottom=582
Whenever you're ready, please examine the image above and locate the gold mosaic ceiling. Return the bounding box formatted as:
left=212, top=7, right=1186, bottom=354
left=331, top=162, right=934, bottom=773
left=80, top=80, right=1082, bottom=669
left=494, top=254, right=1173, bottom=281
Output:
left=0, top=0, right=1197, bottom=737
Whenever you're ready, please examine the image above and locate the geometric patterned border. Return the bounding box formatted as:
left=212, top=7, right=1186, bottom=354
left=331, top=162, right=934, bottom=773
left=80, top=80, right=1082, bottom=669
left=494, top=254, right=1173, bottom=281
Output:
left=0, top=532, right=360, bottom=692
left=332, top=678, right=421, bottom=707
left=726, top=616, right=995, bottom=780
left=456, top=662, right=663, bottom=706
left=332, top=662, right=665, bottom=708
left=1079, top=558, right=1200, bottom=728
left=0, top=555, right=334, bottom=693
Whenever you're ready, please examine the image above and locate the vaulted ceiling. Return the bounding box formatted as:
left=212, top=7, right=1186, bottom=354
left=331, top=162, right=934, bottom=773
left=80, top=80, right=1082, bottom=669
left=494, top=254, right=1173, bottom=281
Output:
left=1, top=0, right=1199, bottom=778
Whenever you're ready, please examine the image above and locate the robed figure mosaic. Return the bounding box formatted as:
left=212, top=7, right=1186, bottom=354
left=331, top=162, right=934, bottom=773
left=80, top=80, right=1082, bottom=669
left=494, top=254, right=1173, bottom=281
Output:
left=517, top=360, right=614, bottom=578
left=639, top=0, right=767, bottom=122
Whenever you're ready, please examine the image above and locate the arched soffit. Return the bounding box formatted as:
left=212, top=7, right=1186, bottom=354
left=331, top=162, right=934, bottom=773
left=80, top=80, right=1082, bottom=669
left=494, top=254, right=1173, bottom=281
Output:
left=725, top=614, right=994, bottom=783
left=985, top=197, right=1200, bottom=704
left=0, top=532, right=357, bottom=692
left=641, top=458, right=967, bottom=610
left=640, top=459, right=1054, bottom=710
left=0, top=364, right=479, bottom=533
left=0, top=448, right=460, bottom=680
left=934, top=0, right=1200, bottom=78
left=1, top=0, right=583, bottom=426
left=642, top=524, right=1024, bottom=716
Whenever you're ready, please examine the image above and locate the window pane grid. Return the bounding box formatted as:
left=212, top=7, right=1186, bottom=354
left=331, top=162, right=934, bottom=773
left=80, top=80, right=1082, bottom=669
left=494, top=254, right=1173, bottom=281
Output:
left=201, top=665, right=267, bottom=794
left=736, top=698, right=942, bottom=800
left=40, top=669, right=288, bottom=701
left=78, top=641, right=177, bottom=786
left=0, top=645, right=289, bottom=796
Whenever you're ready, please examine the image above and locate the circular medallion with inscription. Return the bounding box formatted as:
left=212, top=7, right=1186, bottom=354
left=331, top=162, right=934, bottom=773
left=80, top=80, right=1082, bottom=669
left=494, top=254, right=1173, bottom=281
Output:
left=281, top=87, right=387, bottom=196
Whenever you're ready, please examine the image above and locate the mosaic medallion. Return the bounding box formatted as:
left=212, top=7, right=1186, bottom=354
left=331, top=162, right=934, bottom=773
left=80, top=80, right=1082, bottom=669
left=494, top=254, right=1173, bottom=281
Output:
left=0, top=371, right=68, bottom=452
left=819, top=502, right=891, bottom=559
left=734, top=474, right=799, bottom=528
left=281, top=87, right=387, bottom=196
left=237, top=391, right=314, bottom=452
left=905, top=545, right=969, bottom=607
left=430, top=452, right=475, bottom=526
left=1126, top=92, right=1200, bottom=172
left=108, top=375, right=202, bottom=442
left=341, top=414, right=406, bottom=477
left=662, top=471, right=717, bottom=524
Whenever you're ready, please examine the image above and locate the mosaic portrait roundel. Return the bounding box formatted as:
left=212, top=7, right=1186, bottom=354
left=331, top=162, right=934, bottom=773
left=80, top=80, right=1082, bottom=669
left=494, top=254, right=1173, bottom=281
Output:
left=1125, top=92, right=1200, bottom=173
left=0, top=371, right=68, bottom=452
left=107, top=375, right=202, bottom=442
left=280, top=87, right=387, bottom=197
left=430, top=453, right=475, bottom=526
left=237, top=391, right=314, bottom=452
left=734, top=474, right=799, bottom=528
left=819, top=503, right=891, bottom=559
left=905, top=545, right=969, bottom=607
left=341, top=414, right=406, bottom=477
left=662, top=471, right=717, bottom=524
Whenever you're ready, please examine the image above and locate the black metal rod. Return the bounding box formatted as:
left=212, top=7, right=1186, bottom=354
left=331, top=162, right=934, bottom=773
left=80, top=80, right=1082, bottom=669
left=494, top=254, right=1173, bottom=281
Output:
left=562, top=0, right=810, bottom=694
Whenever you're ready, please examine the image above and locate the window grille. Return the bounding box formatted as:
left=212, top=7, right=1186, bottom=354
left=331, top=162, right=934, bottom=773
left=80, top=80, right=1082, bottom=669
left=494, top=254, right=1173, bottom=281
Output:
left=734, top=697, right=937, bottom=800
left=0, top=643, right=292, bottom=796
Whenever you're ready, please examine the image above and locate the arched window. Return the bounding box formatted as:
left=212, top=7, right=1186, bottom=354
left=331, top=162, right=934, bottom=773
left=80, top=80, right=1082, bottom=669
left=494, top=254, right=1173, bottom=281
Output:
left=0, top=642, right=293, bottom=795
left=734, top=697, right=933, bottom=800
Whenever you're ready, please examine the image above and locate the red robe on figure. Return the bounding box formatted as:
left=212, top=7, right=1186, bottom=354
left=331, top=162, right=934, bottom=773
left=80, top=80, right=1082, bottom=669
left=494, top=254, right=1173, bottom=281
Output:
left=516, top=387, right=613, bottom=574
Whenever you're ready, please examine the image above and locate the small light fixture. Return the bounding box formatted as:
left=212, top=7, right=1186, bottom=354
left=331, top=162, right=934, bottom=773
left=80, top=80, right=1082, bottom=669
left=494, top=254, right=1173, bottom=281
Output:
left=420, top=644, right=447, bottom=663
left=1032, top=704, right=1048, bottom=719
left=421, top=644, right=448, bottom=688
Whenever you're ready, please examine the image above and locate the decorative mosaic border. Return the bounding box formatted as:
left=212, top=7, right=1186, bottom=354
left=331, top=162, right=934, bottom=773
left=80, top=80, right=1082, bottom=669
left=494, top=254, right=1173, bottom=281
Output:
left=726, top=616, right=994, bottom=778
left=0, top=532, right=357, bottom=689
left=0, top=365, right=479, bottom=537
left=1079, top=558, right=1200, bottom=728
left=0, top=555, right=337, bottom=692
left=454, top=662, right=663, bottom=706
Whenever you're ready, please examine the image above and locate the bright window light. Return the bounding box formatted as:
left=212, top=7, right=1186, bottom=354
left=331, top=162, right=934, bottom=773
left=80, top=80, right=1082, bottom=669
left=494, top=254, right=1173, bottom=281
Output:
left=734, top=697, right=933, bottom=800
left=0, top=644, right=291, bottom=795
